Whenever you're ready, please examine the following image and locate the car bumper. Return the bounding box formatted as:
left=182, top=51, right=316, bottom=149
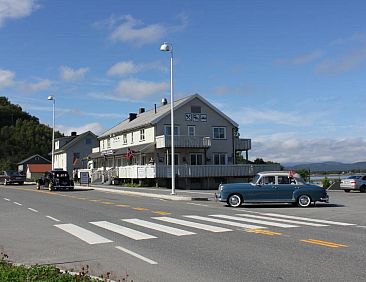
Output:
left=54, top=186, right=74, bottom=189
left=319, top=195, right=329, bottom=203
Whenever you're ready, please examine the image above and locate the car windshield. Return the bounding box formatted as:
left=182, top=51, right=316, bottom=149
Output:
left=5, top=171, right=18, bottom=176
left=347, top=176, right=361, bottom=179
left=250, top=174, right=261, bottom=184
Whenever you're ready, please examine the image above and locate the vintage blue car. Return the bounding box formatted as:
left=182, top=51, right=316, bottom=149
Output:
left=216, top=171, right=329, bottom=208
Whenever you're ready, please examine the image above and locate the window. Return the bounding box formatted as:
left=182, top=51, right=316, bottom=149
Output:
left=166, top=153, right=179, bottom=165
left=190, top=153, right=203, bottom=165
left=140, top=129, right=145, bottom=141
left=213, top=153, right=227, bottom=165
left=85, top=138, right=92, bottom=145
left=191, top=106, right=201, bottom=113
left=278, top=176, right=290, bottom=184
left=164, top=125, right=179, bottom=136
left=260, top=176, right=275, bottom=185
left=123, top=134, right=127, bottom=144
left=213, top=127, right=226, bottom=139
left=188, top=126, right=195, bottom=136
left=107, top=138, right=111, bottom=148
left=131, top=132, right=134, bottom=144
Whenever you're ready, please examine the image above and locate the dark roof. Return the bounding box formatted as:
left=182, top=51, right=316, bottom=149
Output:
left=17, top=154, right=51, bottom=165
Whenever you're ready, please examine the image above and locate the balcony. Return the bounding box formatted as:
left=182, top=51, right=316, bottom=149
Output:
left=156, top=135, right=211, bottom=149
left=234, top=138, right=251, bottom=151
left=114, top=163, right=281, bottom=179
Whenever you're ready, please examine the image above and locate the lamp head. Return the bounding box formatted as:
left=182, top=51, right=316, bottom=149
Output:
left=160, top=42, right=170, bottom=52
left=47, top=96, right=54, bottom=101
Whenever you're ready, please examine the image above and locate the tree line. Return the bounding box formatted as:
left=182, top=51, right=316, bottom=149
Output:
left=0, top=97, right=63, bottom=171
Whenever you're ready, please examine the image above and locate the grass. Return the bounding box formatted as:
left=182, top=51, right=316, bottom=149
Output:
left=0, top=252, right=133, bottom=282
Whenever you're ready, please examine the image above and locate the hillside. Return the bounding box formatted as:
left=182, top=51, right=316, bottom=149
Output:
left=285, top=161, right=366, bottom=172
left=0, top=97, right=63, bottom=171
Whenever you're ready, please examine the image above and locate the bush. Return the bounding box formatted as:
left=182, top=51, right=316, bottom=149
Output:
left=321, top=177, right=332, bottom=189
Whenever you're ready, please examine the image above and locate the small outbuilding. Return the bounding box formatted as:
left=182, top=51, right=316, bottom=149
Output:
left=17, top=154, right=51, bottom=175
left=26, top=164, right=52, bottom=181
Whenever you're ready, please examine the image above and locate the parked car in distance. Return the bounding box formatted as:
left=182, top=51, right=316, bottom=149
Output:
left=0, top=170, right=26, bottom=185
left=37, top=170, right=74, bottom=191
left=216, top=171, right=329, bottom=208
left=340, top=175, right=366, bottom=193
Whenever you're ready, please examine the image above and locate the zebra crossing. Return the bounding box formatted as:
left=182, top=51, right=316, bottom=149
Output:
left=54, top=212, right=356, bottom=245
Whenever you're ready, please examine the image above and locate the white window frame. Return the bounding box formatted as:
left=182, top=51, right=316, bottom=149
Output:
left=213, top=153, right=227, bottom=165
left=123, top=134, right=127, bottom=145
left=107, top=138, right=111, bottom=148
left=140, top=129, right=145, bottom=141
left=131, top=132, right=134, bottom=144
left=212, top=127, right=226, bottom=139
left=188, top=126, right=196, bottom=136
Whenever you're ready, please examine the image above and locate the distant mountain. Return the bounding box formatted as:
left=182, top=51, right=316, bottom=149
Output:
left=285, top=161, right=366, bottom=172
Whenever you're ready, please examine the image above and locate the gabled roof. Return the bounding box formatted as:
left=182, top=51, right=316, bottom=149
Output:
left=54, top=131, right=97, bottom=153
left=99, top=93, right=238, bottom=139
left=17, top=154, right=51, bottom=165
left=27, top=164, right=52, bottom=173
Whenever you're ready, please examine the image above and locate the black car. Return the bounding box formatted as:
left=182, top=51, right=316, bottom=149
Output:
left=37, top=170, right=74, bottom=191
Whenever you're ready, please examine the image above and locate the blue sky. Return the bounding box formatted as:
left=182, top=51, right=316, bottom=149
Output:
left=1, top=0, right=366, bottom=164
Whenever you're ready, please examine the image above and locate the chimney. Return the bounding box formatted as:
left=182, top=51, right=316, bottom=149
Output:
left=71, top=131, right=77, bottom=136
left=154, top=104, right=157, bottom=114
left=161, top=98, right=168, bottom=105
left=129, top=113, right=137, bottom=122
left=139, top=107, right=145, bottom=114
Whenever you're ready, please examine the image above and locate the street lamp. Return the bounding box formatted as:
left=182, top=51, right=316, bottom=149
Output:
left=48, top=96, right=55, bottom=170
left=160, top=42, right=176, bottom=195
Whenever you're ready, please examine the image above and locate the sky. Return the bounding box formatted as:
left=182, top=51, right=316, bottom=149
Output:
left=1, top=0, right=366, bottom=164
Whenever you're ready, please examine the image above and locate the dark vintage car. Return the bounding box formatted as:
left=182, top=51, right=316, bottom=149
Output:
left=0, top=170, right=26, bottom=185
left=216, top=171, right=329, bottom=208
left=37, top=170, right=74, bottom=191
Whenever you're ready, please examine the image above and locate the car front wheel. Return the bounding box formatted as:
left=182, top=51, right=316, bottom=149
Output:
left=360, top=185, right=366, bottom=193
left=227, top=194, right=243, bottom=208
left=297, top=195, right=312, bottom=207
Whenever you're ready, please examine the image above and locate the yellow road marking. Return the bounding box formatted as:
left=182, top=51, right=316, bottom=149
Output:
left=300, top=239, right=348, bottom=248
left=132, top=207, right=149, bottom=211
left=115, top=204, right=130, bottom=207
left=89, top=199, right=101, bottom=202
left=101, top=201, right=114, bottom=205
left=76, top=197, right=88, bottom=200
left=152, top=211, right=171, bottom=215
left=246, top=228, right=282, bottom=236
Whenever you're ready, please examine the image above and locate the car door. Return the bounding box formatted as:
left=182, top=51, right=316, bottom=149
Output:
left=276, top=175, right=297, bottom=201
left=248, top=176, right=278, bottom=201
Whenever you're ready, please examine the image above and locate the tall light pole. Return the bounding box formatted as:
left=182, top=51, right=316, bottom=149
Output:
left=48, top=96, right=55, bottom=170
left=160, top=42, right=175, bottom=195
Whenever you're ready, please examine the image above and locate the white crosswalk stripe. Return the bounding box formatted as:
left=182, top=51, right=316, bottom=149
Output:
left=209, top=214, right=299, bottom=228
left=55, top=223, right=113, bottom=245
left=183, top=215, right=267, bottom=229
left=90, top=221, right=157, bottom=240
left=153, top=217, right=233, bottom=232
left=123, top=219, right=196, bottom=236
left=235, top=214, right=328, bottom=227
left=263, top=213, right=356, bottom=226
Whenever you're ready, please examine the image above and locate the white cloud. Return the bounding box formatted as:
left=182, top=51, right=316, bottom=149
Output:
left=98, top=14, right=188, bottom=46
left=107, top=60, right=166, bottom=76
left=60, top=66, right=89, bottom=81
left=19, top=79, right=51, bottom=92
left=56, top=122, right=104, bottom=136
left=315, top=44, right=366, bottom=74
left=250, top=134, right=366, bottom=163
left=276, top=49, right=324, bottom=65
left=329, top=33, right=366, bottom=46
left=0, top=0, right=39, bottom=27
left=0, top=69, right=15, bottom=88
left=114, top=79, right=168, bottom=100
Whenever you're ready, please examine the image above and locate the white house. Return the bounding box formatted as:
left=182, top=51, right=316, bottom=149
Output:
left=88, top=94, right=280, bottom=189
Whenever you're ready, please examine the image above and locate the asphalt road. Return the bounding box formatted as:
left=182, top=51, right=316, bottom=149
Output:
left=1, top=184, right=365, bottom=282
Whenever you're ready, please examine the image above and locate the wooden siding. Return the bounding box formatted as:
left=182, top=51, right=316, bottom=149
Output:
left=234, top=138, right=251, bottom=151
left=156, top=135, right=211, bottom=149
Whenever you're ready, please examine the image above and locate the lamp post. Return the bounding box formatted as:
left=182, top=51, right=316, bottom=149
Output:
left=160, top=42, right=175, bottom=195
left=48, top=96, right=55, bottom=170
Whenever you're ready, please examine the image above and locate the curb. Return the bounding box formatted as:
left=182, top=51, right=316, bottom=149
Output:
left=75, top=185, right=209, bottom=201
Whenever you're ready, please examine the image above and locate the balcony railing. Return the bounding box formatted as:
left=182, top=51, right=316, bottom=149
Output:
left=234, top=138, right=251, bottom=151
left=155, top=135, right=211, bottom=149
left=113, top=163, right=281, bottom=179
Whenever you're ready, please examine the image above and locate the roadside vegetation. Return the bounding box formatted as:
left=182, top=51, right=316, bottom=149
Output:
left=0, top=252, right=133, bottom=282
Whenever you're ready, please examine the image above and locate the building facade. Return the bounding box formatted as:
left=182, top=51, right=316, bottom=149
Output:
left=88, top=94, right=280, bottom=189
left=17, top=154, right=51, bottom=175
left=53, top=131, right=98, bottom=175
